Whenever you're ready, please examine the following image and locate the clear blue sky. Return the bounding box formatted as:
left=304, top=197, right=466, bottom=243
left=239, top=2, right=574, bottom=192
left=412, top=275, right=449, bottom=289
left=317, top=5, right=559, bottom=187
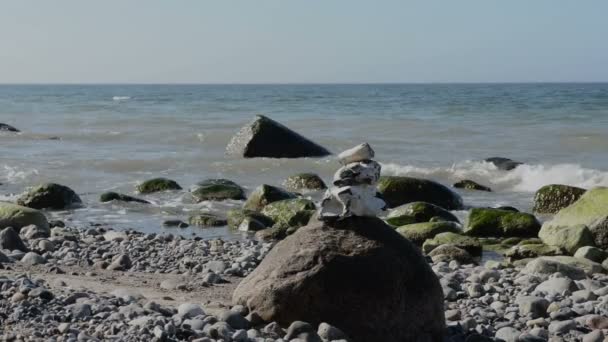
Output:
left=1, top=1, right=607, bottom=83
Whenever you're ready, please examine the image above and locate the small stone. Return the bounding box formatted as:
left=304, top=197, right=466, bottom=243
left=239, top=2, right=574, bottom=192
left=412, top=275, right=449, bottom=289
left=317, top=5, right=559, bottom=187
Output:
left=177, top=303, right=205, bottom=318
left=72, top=303, right=92, bottom=319
left=582, top=330, right=604, bottom=342
left=548, top=320, right=576, bottom=335
left=495, top=327, right=521, bottom=342
left=317, top=322, right=348, bottom=341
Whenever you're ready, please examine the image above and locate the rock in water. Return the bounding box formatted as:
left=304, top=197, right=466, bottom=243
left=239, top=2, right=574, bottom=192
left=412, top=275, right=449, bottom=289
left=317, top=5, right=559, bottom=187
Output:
left=99, top=192, right=150, bottom=204
left=0, top=202, right=49, bottom=232
left=284, top=173, right=327, bottom=191
left=377, top=176, right=463, bottom=210
left=0, top=123, right=20, bottom=132
left=533, top=184, right=586, bottom=214
left=191, top=179, right=246, bottom=202
left=540, top=187, right=608, bottom=249
left=226, top=115, right=331, bottom=158
left=453, top=180, right=492, bottom=192
left=484, top=157, right=523, bottom=171
left=17, top=183, right=82, bottom=210
left=233, top=217, right=445, bottom=342
left=137, top=178, right=182, bottom=194
left=464, top=208, right=541, bottom=238
left=244, top=184, right=296, bottom=211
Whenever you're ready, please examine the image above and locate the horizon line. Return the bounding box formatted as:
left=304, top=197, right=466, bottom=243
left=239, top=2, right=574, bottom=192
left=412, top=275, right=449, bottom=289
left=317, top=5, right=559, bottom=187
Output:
left=1, top=81, right=608, bottom=86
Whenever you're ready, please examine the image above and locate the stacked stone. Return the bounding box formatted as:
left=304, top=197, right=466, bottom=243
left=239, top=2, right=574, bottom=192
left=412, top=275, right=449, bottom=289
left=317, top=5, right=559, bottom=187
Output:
left=319, top=143, right=387, bottom=220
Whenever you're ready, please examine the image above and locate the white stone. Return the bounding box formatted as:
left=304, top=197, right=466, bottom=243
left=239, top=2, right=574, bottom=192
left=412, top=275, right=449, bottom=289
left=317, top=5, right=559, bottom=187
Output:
left=337, top=142, right=374, bottom=165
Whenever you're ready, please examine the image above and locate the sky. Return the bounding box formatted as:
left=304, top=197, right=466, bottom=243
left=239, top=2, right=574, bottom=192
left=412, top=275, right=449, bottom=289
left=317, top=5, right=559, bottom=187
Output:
left=1, top=1, right=607, bottom=84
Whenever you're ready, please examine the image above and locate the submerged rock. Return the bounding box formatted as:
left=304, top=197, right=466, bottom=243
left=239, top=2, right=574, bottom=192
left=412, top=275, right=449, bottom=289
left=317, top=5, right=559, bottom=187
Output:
left=243, top=184, right=296, bottom=211
left=484, top=157, right=523, bottom=171
left=396, top=221, right=460, bottom=245
left=17, top=183, right=82, bottom=210
left=284, top=173, right=327, bottom=191
left=387, top=201, right=459, bottom=224
left=0, top=123, right=19, bottom=132
left=0, top=202, right=49, bottom=232
left=540, top=187, right=608, bottom=249
left=137, top=178, right=182, bottom=194
left=464, top=208, right=540, bottom=238
left=188, top=213, right=228, bottom=227
left=453, top=180, right=492, bottom=192
left=192, top=179, right=246, bottom=202
left=533, top=184, right=586, bottom=214
left=377, top=176, right=463, bottom=210
left=226, top=115, right=331, bottom=158
left=233, top=217, right=445, bottom=342
left=100, top=192, right=150, bottom=204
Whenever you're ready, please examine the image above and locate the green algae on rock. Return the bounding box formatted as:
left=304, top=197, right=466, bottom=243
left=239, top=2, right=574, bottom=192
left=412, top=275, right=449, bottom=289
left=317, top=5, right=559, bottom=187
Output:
left=377, top=176, right=463, bottom=210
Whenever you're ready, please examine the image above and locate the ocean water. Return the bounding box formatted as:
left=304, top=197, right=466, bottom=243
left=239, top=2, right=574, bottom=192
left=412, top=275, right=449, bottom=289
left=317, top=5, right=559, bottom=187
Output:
left=1, top=83, right=608, bottom=238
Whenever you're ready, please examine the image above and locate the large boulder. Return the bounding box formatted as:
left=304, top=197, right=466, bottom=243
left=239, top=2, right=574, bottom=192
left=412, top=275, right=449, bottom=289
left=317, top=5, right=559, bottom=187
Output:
left=538, top=224, right=594, bottom=255
left=0, top=202, right=49, bottom=232
left=0, top=123, right=19, bottom=132
left=464, top=208, right=540, bottom=238
left=188, top=213, right=228, bottom=227
left=233, top=217, right=445, bottom=342
left=540, top=187, right=608, bottom=249
left=396, top=221, right=460, bottom=245
left=533, top=184, right=586, bottom=214
left=191, top=179, right=246, bottom=202
left=226, top=115, right=331, bottom=158
left=244, top=184, right=296, bottom=211
left=484, top=157, right=523, bottom=171
left=387, top=201, right=459, bottom=224
left=377, top=176, right=463, bottom=210
left=17, top=183, right=82, bottom=210
left=284, top=173, right=327, bottom=191
left=137, top=178, right=182, bottom=194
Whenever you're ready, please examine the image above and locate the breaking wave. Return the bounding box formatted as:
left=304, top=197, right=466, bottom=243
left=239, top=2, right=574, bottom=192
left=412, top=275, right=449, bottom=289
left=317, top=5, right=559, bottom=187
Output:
left=112, top=96, right=131, bottom=101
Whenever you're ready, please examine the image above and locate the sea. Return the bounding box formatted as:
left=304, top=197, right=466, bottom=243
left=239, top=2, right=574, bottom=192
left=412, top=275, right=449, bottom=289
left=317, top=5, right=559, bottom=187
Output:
left=1, top=83, right=608, bottom=239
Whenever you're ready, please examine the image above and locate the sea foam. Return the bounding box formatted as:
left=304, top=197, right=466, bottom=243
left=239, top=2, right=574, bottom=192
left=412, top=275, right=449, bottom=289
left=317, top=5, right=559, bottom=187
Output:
left=112, top=96, right=131, bottom=101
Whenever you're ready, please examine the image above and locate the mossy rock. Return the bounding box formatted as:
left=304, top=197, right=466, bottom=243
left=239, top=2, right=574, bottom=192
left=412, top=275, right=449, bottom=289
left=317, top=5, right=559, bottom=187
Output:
left=396, top=221, right=460, bottom=245
left=191, top=179, right=246, bottom=202
left=244, top=184, right=296, bottom=211
left=453, top=180, right=492, bottom=192
left=237, top=217, right=268, bottom=232
left=100, top=192, right=149, bottom=204
left=518, top=238, right=543, bottom=245
left=188, top=213, right=228, bottom=227
left=428, top=244, right=474, bottom=264
left=464, top=208, right=540, bottom=238
left=387, top=201, right=459, bottom=224
left=484, top=157, right=523, bottom=171
left=17, top=183, right=82, bottom=210
left=137, top=178, right=182, bottom=194
left=504, top=244, right=564, bottom=260
left=422, top=232, right=482, bottom=257
left=261, top=198, right=316, bottom=230
left=377, top=176, right=463, bottom=210
left=540, top=187, right=608, bottom=248
left=0, top=202, right=49, bottom=233
left=385, top=215, right=417, bottom=227
left=284, top=173, right=327, bottom=191
left=533, top=184, right=586, bottom=214
left=538, top=224, right=595, bottom=255
left=226, top=209, right=274, bottom=229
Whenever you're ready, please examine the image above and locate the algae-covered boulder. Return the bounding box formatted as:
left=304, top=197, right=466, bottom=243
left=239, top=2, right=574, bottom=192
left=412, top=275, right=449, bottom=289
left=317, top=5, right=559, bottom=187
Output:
left=243, top=184, right=296, bottom=211
left=261, top=198, right=316, bottom=231
left=428, top=244, right=474, bottom=264
left=484, top=157, right=523, bottom=171
left=283, top=173, right=327, bottom=191
left=538, top=224, right=594, bottom=255
left=188, top=213, right=228, bottom=227
left=226, top=115, right=331, bottom=158
left=137, top=178, right=182, bottom=194
left=533, top=184, right=586, bottom=214
left=384, top=215, right=417, bottom=227
left=464, top=208, right=540, bottom=238
left=504, top=244, right=563, bottom=260
left=0, top=202, right=49, bottom=232
left=387, top=202, right=459, bottom=224
left=226, top=209, right=274, bottom=229
left=0, top=123, right=19, bottom=132
left=17, top=183, right=82, bottom=210
left=377, top=176, right=463, bottom=210
left=100, top=192, right=150, bottom=204
left=540, top=187, right=608, bottom=249
left=191, top=179, right=246, bottom=202
left=422, top=232, right=482, bottom=257
left=396, top=221, right=460, bottom=245
left=453, top=180, right=492, bottom=192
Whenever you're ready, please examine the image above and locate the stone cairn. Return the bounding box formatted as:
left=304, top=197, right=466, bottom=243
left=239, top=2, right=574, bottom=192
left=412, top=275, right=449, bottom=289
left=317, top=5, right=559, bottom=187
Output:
left=318, top=143, right=387, bottom=220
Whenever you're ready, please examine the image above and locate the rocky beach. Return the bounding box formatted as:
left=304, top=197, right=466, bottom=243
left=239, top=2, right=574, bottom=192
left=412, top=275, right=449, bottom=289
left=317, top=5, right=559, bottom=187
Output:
left=2, top=86, right=608, bottom=342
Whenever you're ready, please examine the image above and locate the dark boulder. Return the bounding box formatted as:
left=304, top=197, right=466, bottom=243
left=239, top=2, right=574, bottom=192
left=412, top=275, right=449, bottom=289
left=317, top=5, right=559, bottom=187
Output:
left=137, top=178, right=182, bottom=194
left=533, top=184, right=586, bottom=214
left=191, top=179, right=246, bottom=202
left=0, top=123, right=19, bottom=132
left=484, top=157, right=523, bottom=171
left=226, top=115, right=331, bottom=158
left=284, top=173, right=327, bottom=191
left=188, top=213, right=227, bottom=227
left=244, top=184, right=296, bottom=211
left=0, top=227, right=28, bottom=252
left=100, top=192, right=150, bottom=204
left=387, top=201, right=459, bottom=224
left=17, top=183, right=82, bottom=210
left=453, top=180, right=492, bottom=192
left=233, top=217, right=445, bottom=342
left=377, top=176, right=463, bottom=210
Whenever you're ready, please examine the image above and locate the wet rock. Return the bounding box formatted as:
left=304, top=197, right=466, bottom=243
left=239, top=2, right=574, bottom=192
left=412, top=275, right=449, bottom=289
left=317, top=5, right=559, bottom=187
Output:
left=162, top=220, right=189, bottom=228
left=453, top=180, right=492, bottom=192
left=533, top=184, right=586, bottom=214
left=0, top=123, right=20, bottom=132
left=464, top=208, right=540, bottom=238
left=484, top=157, right=523, bottom=171
left=396, top=221, right=460, bottom=245
left=137, top=178, right=182, bottom=194
left=191, top=179, right=246, bottom=202
left=0, top=202, right=49, bottom=232
left=504, top=243, right=563, bottom=260
left=17, top=183, right=82, bottom=210
left=284, top=173, right=327, bottom=191
left=387, top=201, right=459, bottom=224
left=99, top=192, right=150, bottom=204
left=538, top=224, right=594, bottom=255
left=377, top=176, right=463, bottom=210
left=261, top=198, right=315, bottom=232
left=188, top=213, right=227, bottom=228
left=226, top=209, right=274, bottom=230
left=422, top=232, right=483, bottom=257
left=226, top=115, right=331, bottom=158
left=243, top=184, right=296, bottom=211
left=428, top=244, right=474, bottom=264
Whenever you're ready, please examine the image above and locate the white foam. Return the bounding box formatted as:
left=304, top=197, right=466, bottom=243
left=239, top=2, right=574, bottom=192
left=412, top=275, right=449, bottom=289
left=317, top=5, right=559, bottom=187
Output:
left=1, top=165, right=39, bottom=183
left=112, top=96, right=131, bottom=101
left=381, top=161, right=608, bottom=193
